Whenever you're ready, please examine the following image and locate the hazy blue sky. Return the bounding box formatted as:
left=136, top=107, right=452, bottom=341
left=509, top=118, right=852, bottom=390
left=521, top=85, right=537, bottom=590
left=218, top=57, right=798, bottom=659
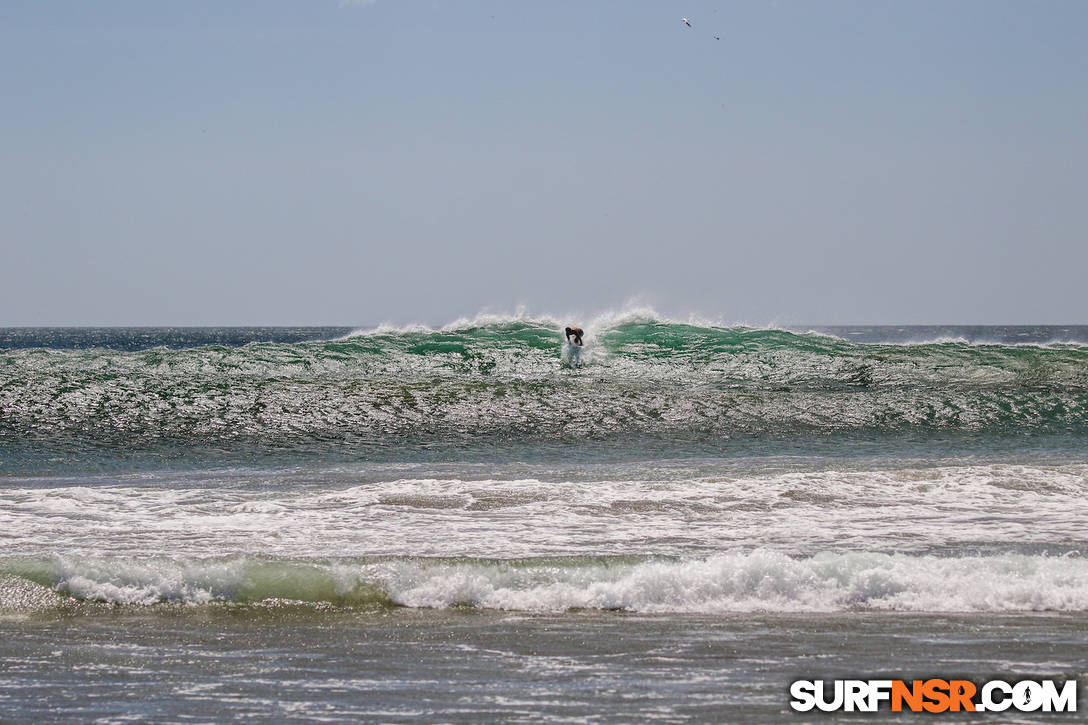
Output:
left=2, top=0, right=1086, bottom=326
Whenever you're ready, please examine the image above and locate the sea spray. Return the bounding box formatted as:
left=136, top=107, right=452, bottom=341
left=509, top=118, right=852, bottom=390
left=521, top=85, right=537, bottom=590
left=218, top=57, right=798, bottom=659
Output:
left=3, top=316, right=1088, bottom=460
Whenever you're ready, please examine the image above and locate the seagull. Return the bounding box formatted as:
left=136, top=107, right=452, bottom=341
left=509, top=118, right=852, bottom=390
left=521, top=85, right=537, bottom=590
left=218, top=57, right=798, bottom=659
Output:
left=682, top=17, right=692, bottom=27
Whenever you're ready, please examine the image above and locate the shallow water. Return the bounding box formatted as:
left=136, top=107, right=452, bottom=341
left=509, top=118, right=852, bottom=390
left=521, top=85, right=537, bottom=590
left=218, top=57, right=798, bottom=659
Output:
left=1, top=608, right=1085, bottom=723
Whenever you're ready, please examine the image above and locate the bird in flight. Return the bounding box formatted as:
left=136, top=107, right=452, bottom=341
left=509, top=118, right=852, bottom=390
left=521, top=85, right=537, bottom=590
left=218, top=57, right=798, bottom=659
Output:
left=682, top=17, right=692, bottom=27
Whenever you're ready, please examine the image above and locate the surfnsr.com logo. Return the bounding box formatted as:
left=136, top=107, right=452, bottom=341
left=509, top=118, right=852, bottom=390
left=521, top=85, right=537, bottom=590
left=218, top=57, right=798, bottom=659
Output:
left=789, top=679, right=1078, bottom=713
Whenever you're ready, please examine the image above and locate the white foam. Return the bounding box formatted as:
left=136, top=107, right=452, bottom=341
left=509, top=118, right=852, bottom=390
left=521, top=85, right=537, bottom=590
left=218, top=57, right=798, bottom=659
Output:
left=340, top=306, right=560, bottom=338
left=12, top=550, right=1088, bottom=613
left=49, top=556, right=232, bottom=605
left=365, top=550, right=1088, bottom=613
left=4, top=463, right=1088, bottom=560
left=338, top=301, right=746, bottom=340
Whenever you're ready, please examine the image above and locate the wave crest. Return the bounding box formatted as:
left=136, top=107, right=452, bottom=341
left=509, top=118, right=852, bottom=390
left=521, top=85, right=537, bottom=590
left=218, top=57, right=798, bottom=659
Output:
left=4, top=311, right=1088, bottom=451
left=5, top=551, right=1087, bottom=613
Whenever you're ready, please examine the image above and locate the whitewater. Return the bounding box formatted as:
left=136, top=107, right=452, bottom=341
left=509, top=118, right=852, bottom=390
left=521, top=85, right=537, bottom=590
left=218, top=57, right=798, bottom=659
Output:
left=2, top=311, right=1087, bottom=722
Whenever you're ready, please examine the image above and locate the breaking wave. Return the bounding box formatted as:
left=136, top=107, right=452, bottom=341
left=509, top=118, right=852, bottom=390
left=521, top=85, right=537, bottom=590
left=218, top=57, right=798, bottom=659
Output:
left=4, top=551, right=1087, bottom=613
left=3, top=311, right=1088, bottom=456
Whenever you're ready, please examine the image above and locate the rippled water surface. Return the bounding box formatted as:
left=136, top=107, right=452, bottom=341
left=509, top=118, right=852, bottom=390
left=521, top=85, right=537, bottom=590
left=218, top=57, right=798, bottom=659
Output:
left=3, top=318, right=1086, bottom=721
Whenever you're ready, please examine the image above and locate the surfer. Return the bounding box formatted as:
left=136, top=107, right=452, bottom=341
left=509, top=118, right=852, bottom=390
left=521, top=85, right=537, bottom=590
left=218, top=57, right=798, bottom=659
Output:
left=565, top=327, right=584, bottom=346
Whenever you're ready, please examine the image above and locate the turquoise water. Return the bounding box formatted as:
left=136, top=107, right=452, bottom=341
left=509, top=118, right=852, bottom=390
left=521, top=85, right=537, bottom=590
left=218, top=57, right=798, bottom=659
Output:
left=2, top=315, right=1086, bottom=721
left=4, top=319, right=1087, bottom=470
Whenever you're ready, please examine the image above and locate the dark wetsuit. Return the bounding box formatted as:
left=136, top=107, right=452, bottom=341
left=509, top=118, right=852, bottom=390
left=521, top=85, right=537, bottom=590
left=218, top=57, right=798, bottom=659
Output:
left=565, top=327, right=584, bottom=346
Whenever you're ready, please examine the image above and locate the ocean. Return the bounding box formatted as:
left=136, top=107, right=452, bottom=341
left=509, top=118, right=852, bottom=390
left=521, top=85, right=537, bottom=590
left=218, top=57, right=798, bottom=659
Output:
left=2, top=312, right=1086, bottom=722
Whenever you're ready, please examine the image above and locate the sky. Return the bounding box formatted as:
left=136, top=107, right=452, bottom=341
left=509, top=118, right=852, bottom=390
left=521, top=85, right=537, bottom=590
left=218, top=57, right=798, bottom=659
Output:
left=2, top=0, right=1086, bottom=326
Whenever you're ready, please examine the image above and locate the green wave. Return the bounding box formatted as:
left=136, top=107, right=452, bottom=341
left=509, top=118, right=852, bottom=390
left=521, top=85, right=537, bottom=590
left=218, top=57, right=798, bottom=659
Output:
left=2, top=321, right=1088, bottom=452
left=5, top=552, right=1088, bottom=613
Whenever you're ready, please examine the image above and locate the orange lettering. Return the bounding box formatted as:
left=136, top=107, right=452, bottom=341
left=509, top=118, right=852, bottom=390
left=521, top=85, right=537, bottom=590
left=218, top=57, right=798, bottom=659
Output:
left=922, top=679, right=951, bottom=713
left=949, top=680, right=977, bottom=712
left=892, top=680, right=924, bottom=712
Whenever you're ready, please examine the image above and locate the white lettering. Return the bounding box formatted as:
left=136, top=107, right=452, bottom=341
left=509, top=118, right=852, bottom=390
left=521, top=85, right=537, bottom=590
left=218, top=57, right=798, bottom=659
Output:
left=1013, top=680, right=1043, bottom=712
left=982, top=680, right=1012, bottom=712
left=791, top=677, right=1078, bottom=713
left=1040, top=680, right=1077, bottom=712
left=789, top=680, right=817, bottom=712
left=815, top=680, right=844, bottom=712
left=867, top=679, right=893, bottom=710
left=844, top=680, right=868, bottom=712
